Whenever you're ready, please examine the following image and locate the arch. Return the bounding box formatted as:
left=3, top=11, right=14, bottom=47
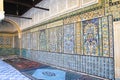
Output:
left=4, top=18, right=22, bottom=56
left=4, top=18, right=22, bottom=38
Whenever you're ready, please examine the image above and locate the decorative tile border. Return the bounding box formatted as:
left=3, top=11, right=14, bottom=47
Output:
left=109, top=0, right=120, bottom=6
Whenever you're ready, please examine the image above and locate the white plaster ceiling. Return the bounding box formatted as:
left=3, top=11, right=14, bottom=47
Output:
left=0, top=20, right=17, bottom=33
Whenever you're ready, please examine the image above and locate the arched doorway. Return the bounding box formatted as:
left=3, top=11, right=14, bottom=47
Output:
left=4, top=19, right=21, bottom=38
left=0, top=18, right=22, bottom=56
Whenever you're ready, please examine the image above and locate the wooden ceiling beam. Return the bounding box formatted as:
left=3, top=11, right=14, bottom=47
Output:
left=4, top=0, right=49, bottom=11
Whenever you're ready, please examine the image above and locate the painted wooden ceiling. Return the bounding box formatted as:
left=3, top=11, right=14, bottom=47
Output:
left=4, top=0, right=49, bottom=17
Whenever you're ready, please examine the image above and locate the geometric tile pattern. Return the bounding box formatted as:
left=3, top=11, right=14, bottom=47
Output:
left=48, top=27, right=57, bottom=52
left=101, top=16, right=109, bottom=57
left=14, top=36, right=19, bottom=48
left=0, top=36, right=13, bottom=48
left=27, top=32, right=31, bottom=49
left=22, top=49, right=115, bottom=80
left=64, top=24, right=75, bottom=54
left=0, top=48, right=16, bottom=56
left=56, top=26, right=63, bottom=53
left=31, top=32, right=38, bottom=50
left=108, top=16, right=114, bottom=57
left=47, top=26, right=63, bottom=53
left=39, top=29, right=47, bottom=51
left=0, top=37, right=3, bottom=47
left=22, top=33, right=27, bottom=49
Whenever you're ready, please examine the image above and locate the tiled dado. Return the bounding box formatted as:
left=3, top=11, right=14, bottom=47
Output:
left=22, top=49, right=115, bottom=80
left=0, top=48, right=19, bottom=56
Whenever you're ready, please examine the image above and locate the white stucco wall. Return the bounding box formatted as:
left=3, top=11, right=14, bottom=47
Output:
left=114, top=21, right=120, bottom=79
left=6, top=0, right=98, bottom=30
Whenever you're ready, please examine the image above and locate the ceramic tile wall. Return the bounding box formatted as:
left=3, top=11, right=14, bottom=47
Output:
left=20, top=15, right=115, bottom=79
